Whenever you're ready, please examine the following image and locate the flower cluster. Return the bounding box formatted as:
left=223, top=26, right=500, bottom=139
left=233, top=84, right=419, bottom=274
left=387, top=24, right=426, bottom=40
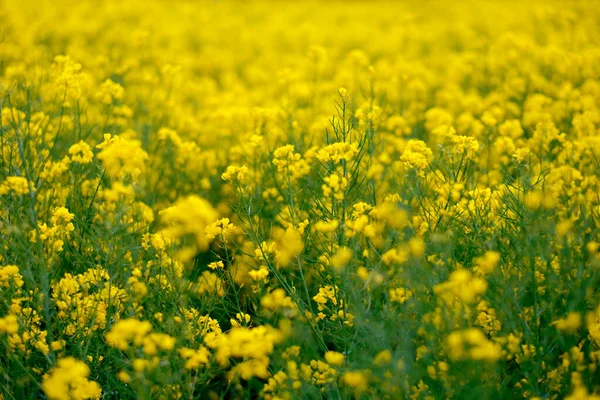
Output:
left=1, top=1, right=600, bottom=399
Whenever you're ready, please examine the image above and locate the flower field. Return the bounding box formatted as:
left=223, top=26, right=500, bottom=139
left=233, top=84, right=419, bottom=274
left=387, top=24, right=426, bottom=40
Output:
left=1, top=1, right=600, bottom=399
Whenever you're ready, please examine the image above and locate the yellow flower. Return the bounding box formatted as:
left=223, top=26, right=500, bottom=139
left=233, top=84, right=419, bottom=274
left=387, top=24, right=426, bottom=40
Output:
left=104, top=318, right=152, bottom=351
left=400, top=140, right=433, bottom=174
left=249, top=266, right=269, bottom=281
left=324, top=351, right=345, bottom=366
left=513, top=148, right=531, bottom=162
left=556, top=219, right=572, bottom=237
left=0, top=265, right=24, bottom=289
left=553, top=312, right=582, bottom=333
left=95, top=134, right=148, bottom=179
left=373, top=350, right=392, bottom=366
left=261, top=288, right=296, bottom=314
left=179, top=346, right=211, bottom=370
left=389, top=288, right=413, bottom=304
left=447, top=329, right=502, bottom=362
left=0, top=176, right=33, bottom=196
left=42, top=358, right=102, bottom=400
left=274, top=227, right=304, bottom=267
left=158, top=195, right=219, bottom=253
left=68, top=141, right=94, bottom=164
left=524, top=191, right=543, bottom=210
left=473, top=251, right=500, bottom=275
left=341, top=370, right=369, bottom=393
left=313, top=219, right=339, bottom=233
left=317, top=142, right=359, bottom=164
left=96, top=79, right=124, bottom=105
left=330, top=247, right=353, bottom=270
left=0, top=314, right=19, bottom=334
left=434, top=269, right=487, bottom=304
left=451, top=135, right=480, bottom=160
left=205, top=218, right=235, bottom=241
left=221, top=165, right=248, bottom=183
left=322, top=173, right=348, bottom=201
